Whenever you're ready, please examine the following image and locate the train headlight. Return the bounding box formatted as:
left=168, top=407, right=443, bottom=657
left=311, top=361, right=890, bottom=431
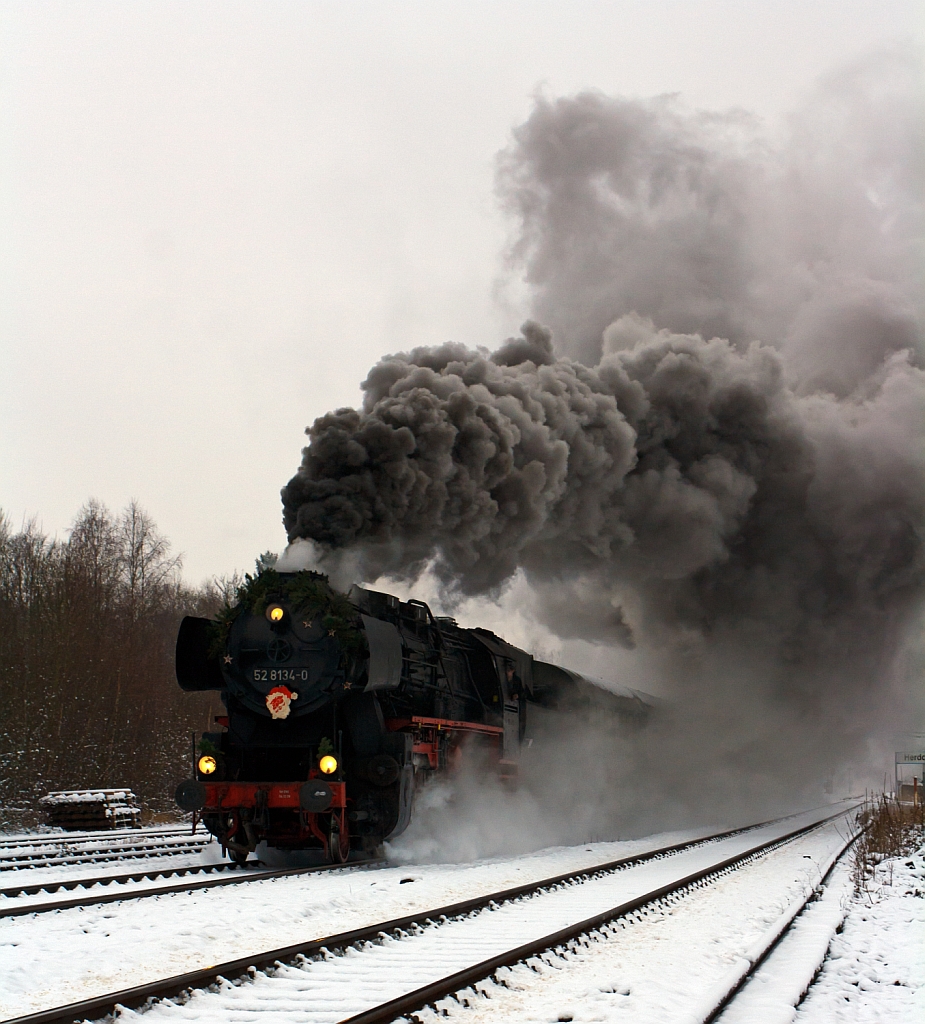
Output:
left=266, top=604, right=285, bottom=623
left=198, top=755, right=217, bottom=775
left=319, top=754, right=338, bottom=775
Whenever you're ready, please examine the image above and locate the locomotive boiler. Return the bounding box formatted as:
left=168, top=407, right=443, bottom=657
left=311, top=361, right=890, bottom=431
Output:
left=174, top=569, right=655, bottom=863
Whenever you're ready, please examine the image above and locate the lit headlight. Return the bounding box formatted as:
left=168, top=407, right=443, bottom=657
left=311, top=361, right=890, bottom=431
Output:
left=266, top=604, right=285, bottom=623
left=319, top=755, right=338, bottom=775
left=198, top=754, right=217, bottom=775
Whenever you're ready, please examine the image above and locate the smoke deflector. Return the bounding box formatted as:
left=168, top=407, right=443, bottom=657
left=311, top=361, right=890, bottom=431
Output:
left=361, top=614, right=403, bottom=691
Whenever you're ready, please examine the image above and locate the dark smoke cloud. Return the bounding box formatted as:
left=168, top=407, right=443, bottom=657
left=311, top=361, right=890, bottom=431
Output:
left=283, top=313, right=923, bottom=664
left=282, top=49, right=925, bottom=800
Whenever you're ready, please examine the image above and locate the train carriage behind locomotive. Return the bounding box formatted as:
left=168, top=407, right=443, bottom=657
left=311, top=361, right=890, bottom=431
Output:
left=174, top=570, right=656, bottom=863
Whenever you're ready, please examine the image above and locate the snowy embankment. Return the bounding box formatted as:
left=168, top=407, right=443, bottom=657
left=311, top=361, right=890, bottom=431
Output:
left=793, top=848, right=925, bottom=1023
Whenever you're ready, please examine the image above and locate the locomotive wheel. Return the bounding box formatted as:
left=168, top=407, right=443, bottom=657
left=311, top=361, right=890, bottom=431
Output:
left=230, top=848, right=248, bottom=866
left=329, top=811, right=350, bottom=864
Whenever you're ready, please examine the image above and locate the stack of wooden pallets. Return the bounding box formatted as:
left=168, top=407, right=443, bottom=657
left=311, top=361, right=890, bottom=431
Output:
left=38, top=789, right=142, bottom=831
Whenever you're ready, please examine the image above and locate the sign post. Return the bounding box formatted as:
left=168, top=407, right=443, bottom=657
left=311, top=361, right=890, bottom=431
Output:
left=895, top=751, right=925, bottom=802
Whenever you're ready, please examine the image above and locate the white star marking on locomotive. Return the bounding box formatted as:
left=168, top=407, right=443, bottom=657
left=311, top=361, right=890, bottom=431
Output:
left=223, top=655, right=232, bottom=664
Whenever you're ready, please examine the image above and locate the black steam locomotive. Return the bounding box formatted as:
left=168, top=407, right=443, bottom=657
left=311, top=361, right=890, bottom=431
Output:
left=174, top=569, right=654, bottom=863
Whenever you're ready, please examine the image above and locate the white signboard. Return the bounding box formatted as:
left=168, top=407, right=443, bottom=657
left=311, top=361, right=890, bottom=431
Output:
left=896, top=751, right=925, bottom=763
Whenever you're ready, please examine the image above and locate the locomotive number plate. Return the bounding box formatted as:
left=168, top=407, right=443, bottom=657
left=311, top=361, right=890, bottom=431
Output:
left=253, top=668, right=310, bottom=683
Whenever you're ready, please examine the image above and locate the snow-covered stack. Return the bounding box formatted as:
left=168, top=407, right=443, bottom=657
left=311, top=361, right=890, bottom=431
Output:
left=38, top=789, right=142, bottom=831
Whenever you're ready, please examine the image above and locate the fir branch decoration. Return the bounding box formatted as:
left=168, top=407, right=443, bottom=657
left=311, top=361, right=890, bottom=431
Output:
left=208, top=568, right=367, bottom=659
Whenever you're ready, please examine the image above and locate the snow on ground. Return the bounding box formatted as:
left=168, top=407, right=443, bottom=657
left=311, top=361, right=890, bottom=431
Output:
left=0, top=826, right=722, bottom=1019
left=407, top=814, right=855, bottom=1024
left=793, top=843, right=925, bottom=1023
left=1, top=802, right=878, bottom=1023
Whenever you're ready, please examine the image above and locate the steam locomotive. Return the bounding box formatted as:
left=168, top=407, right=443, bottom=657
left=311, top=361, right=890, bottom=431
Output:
left=174, top=569, right=655, bottom=863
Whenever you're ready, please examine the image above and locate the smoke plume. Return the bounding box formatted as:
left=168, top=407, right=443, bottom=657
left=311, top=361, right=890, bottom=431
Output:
left=497, top=48, right=923, bottom=372
left=281, top=49, right=925, bottom=813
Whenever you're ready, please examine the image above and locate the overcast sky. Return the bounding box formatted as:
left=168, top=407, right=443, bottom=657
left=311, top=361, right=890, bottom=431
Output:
left=2, top=1, right=922, bottom=585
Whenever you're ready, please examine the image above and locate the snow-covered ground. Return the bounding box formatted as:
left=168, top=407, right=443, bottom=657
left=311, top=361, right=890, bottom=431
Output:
left=794, top=845, right=925, bottom=1023
left=0, top=803, right=850, bottom=1021
left=675, top=828, right=925, bottom=1024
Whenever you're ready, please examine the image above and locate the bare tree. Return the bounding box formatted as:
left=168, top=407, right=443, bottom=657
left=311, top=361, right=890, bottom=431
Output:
left=119, top=500, right=182, bottom=619
left=0, top=502, right=223, bottom=830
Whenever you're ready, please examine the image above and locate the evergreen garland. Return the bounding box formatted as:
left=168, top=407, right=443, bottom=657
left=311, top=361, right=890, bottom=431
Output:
left=208, top=569, right=367, bottom=659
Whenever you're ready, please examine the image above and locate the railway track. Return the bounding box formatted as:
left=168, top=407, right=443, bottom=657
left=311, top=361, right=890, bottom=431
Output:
left=4, top=802, right=860, bottom=1024
left=0, top=827, right=210, bottom=872
left=0, top=825, right=190, bottom=850
left=0, top=855, right=385, bottom=918
left=705, top=829, right=865, bottom=1024
left=334, top=806, right=862, bottom=1024
left=425, top=809, right=864, bottom=1024
left=2, top=806, right=827, bottom=918
left=0, top=809, right=806, bottom=919
left=0, top=859, right=247, bottom=900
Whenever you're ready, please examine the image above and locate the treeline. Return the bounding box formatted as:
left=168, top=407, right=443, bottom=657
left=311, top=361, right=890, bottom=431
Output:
left=0, top=500, right=235, bottom=830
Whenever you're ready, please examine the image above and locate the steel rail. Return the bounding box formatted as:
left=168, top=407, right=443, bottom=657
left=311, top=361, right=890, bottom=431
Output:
left=0, top=857, right=385, bottom=919
left=0, top=838, right=210, bottom=873
left=1, top=835, right=204, bottom=852
left=0, top=842, right=204, bottom=862
left=0, top=811, right=779, bottom=919
left=0, top=826, right=191, bottom=849
left=1, top=805, right=857, bottom=1024
left=0, top=833, right=205, bottom=853
left=0, top=860, right=248, bottom=899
